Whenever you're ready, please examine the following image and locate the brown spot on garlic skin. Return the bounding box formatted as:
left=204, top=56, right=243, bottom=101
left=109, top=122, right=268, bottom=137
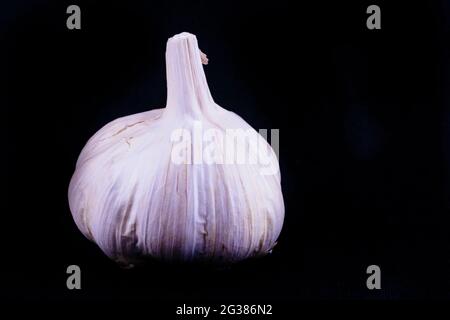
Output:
left=112, top=120, right=145, bottom=137
left=125, top=137, right=133, bottom=147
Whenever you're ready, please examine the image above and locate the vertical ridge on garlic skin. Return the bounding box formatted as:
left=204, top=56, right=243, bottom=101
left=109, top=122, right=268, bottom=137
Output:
left=202, top=164, right=217, bottom=258
left=68, top=32, right=285, bottom=265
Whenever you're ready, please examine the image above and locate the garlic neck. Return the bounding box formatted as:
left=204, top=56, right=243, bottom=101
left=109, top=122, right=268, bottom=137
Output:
left=165, top=32, right=214, bottom=119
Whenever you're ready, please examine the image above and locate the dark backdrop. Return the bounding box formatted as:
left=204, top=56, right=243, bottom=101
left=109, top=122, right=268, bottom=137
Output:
left=2, top=0, right=450, bottom=308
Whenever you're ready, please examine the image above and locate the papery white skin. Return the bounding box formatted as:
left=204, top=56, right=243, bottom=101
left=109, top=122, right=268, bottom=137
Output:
left=68, top=32, right=284, bottom=266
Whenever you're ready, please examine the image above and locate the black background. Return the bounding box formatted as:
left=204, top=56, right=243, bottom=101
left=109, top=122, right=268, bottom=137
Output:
left=2, top=0, right=450, bottom=308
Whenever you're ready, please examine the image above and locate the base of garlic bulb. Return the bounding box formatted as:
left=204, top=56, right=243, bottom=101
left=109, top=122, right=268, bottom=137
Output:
left=68, top=32, right=284, bottom=266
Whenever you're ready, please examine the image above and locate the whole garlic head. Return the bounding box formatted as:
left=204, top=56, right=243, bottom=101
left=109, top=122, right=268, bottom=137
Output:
left=68, top=32, right=284, bottom=266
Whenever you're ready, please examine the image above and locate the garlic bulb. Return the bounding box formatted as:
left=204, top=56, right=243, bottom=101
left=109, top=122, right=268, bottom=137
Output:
left=68, top=32, right=284, bottom=266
